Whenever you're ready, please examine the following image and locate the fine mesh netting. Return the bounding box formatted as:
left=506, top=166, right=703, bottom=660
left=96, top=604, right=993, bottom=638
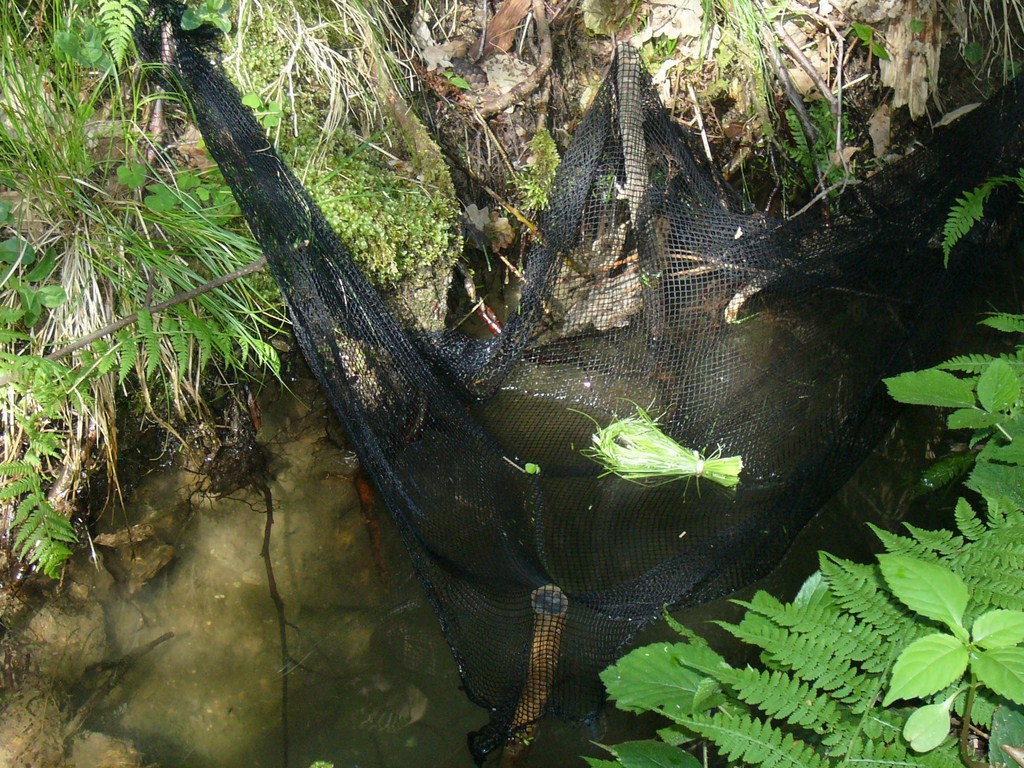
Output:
left=142, top=7, right=1024, bottom=761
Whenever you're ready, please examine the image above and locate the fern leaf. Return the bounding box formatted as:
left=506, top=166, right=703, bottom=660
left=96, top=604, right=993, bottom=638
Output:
left=164, top=313, right=192, bottom=376
left=953, top=497, right=986, bottom=540
left=720, top=667, right=842, bottom=734
left=718, top=614, right=875, bottom=705
left=869, top=524, right=939, bottom=561
left=675, top=712, right=828, bottom=768
left=979, top=312, right=1024, bottom=334
left=137, top=309, right=161, bottom=381
left=116, top=328, right=138, bottom=384
left=900, top=523, right=964, bottom=557
left=941, top=176, right=1016, bottom=263
left=937, top=353, right=995, bottom=373
left=0, top=475, right=42, bottom=500
left=819, top=555, right=912, bottom=637
left=0, top=461, right=39, bottom=477
left=97, top=0, right=142, bottom=67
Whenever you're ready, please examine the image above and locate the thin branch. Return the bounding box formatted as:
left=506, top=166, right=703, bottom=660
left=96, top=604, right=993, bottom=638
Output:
left=0, top=257, right=267, bottom=389
left=788, top=178, right=860, bottom=219
left=772, top=19, right=838, bottom=110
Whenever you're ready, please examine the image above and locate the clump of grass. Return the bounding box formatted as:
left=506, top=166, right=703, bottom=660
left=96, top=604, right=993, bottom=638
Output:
left=583, top=406, right=743, bottom=489
left=0, top=1, right=285, bottom=576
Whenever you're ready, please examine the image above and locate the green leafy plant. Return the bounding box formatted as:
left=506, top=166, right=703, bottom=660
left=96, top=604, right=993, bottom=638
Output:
left=241, top=92, right=284, bottom=130
left=1, top=1, right=284, bottom=576
left=884, top=312, right=1024, bottom=505
left=941, top=171, right=1024, bottom=264
left=593, top=502, right=1024, bottom=767
left=54, top=18, right=114, bottom=71
left=850, top=22, right=890, bottom=60
left=782, top=100, right=854, bottom=199
left=591, top=316, right=1024, bottom=767
left=181, top=0, right=233, bottom=33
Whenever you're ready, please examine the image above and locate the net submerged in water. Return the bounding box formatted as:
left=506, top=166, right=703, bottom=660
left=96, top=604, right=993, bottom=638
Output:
left=141, top=6, right=1024, bottom=761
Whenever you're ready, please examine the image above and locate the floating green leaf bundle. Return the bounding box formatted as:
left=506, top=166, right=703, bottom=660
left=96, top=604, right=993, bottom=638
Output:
left=583, top=407, right=743, bottom=488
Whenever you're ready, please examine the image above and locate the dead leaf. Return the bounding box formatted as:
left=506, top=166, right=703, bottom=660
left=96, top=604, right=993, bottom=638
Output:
left=631, top=0, right=704, bottom=47
left=582, top=0, right=620, bottom=36
left=828, top=145, right=859, bottom=169
left=480, top=53, right=535, bottom=96
left=934, top=102, right=981, bottom=127
left=481, top=0, right=532, bottom=55
left=868, top=102, right=890, bottom=157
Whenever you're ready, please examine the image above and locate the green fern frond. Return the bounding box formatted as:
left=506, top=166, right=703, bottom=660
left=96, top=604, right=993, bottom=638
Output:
left=116, top=327, right=138, bottom=383
left=164, top=313, right=192, bottom=375
left=721, top=667, right=842, bottom=733
left=953, top=497, right=986, bottom=541
left=97, top=0, right=142, bottom=67
left=818, top=555, right=912, bottom=637
left=869, top=523, right=939, bottom=561
left=900, top=523, right=964, bottom=557
left=979, top=312, right=1024, bottom=334
left=137, top=309, right=161, bottom=380
left=675, top=712, right=828, bottom=768
left=0, top=475, right=43, bottom=500
left=719, top=614, right=871, bottom=705
left=0, top=461, right=39, bottom=477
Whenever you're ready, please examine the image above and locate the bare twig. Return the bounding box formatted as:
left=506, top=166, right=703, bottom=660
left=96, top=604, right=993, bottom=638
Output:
left=787, top=178, right=860, bottom=219
left=772, top=19, right=838, bottom=110
left=476, top=0, right=552, bottom=118
left=0, top=257, right=268, bottom=389
left=687, top=82, right=714, bottom=165
left=763, top=28, right=819, bottom=147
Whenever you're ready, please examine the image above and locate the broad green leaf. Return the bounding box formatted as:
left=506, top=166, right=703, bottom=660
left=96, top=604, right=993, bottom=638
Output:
left=973, top=610, right=1024, bottom=649
left=878, top=554, right=968, bottom=632
left=968, top=461, right=1024, bottom=506
left=990, top=703, right=1024, bottom=767
left=582, top=760, right=619, bottom=768
left=35, top=286, right=66, bottom=308
left=606, top=740, right=701, bottom=767
left=0, top=199, right=12, bottom=225
left=241, top=93, right=263, bottom=109
left=972, top=647, right=1024, bottom=706
left=947, top=408, right=999, bottom=430
left=904, top=698, right=955, bottom=752
left=980, top=441, right=1024, bottom=466
left=181, top=8, right=203, bottom=29
left=116, top=163, right=147, bottom=189
left=884, top=633, right=969, bottom=705
left=601, top=643, right=707, bottom=715
left=24, top=247, right=56, bottom=282
left=884, top=369, right=976, bottom=408
left=977, top=359, right=1020, bottom=412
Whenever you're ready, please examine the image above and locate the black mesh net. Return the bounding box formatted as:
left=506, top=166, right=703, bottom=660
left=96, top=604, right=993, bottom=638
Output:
left=142, top=7, right=1024, bottom=762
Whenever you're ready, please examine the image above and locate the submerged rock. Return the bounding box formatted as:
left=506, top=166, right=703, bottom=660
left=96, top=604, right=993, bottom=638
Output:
left=66, top=730, right=143, bottom=768
left=27, top=600, right=108, bottom=685
left=0, top=680, right=67, bottom=768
